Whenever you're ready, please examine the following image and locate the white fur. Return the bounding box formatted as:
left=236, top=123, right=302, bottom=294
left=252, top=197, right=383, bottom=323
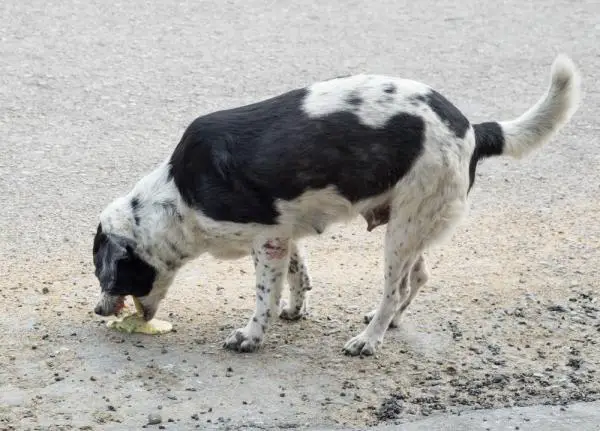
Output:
left=500, top=54, right=580, bottom=159
left=303, top=75, right=431, bottom=128
left=97, top=55, right=580, bottom=356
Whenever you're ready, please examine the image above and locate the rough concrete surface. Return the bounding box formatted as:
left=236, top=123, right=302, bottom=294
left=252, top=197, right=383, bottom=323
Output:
left=1, top=0, right=599, bottom=430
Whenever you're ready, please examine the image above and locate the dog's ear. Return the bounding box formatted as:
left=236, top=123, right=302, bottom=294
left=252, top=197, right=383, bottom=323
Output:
left=92, top=225, right=156, bottom=297
left=93, top=223, right=106, bottom=255
left=93, top=227, right=130, bottom=289
left=114, top=242, right=157, bottom=297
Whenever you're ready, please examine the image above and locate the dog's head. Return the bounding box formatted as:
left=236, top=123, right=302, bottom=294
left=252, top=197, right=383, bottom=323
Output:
left=92, top=223, right=161, bottom=320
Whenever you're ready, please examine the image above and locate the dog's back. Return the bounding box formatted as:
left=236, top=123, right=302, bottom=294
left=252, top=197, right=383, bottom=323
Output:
left=168, top=73, right=480, bottom=232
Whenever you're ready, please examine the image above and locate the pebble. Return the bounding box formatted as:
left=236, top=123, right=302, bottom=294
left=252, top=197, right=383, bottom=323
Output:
left=147, top=413, right=162, bottom=425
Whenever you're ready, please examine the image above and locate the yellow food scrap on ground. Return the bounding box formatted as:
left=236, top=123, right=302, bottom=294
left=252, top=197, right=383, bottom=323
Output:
left=106, top=297, right=173, bottom=334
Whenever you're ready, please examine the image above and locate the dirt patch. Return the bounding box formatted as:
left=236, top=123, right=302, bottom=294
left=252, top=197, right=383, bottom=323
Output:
left=1, top=202, right=598, bottom=430
left=376, top=287, right=600, bottom=424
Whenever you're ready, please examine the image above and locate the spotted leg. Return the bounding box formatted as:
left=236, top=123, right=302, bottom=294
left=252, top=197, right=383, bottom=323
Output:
left=364, top=254, right=429, bottom=328
left=344, top=195, right=466, bottom=356
left=343, top=211, right=420, bottom=357
left=224, top=237, right=290, bottom=353
left=280, top=242, right=312, bottom=320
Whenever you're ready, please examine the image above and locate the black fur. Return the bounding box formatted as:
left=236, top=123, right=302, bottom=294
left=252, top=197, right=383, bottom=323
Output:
left=93, top=224, right=157, bottom=297
left=131, top=197, right=141, bottom=225
left=420, top=90, right=470, bottom=139
left=383, top=83, right=396, bottom=94
left=346, top=92, right=363, bottom=106
left=469, top=122, right=505, bottom=191
left=169, top=89, right=425, bottom=225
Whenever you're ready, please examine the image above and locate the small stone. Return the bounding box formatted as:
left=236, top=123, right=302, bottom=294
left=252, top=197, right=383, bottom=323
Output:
left=567, top=358, right=582, bottom=369
left=445, top=366, right=457, bottom=375
left=147, top=413, right=162, bottom=425
left=42, top=287, right=49, bottom=294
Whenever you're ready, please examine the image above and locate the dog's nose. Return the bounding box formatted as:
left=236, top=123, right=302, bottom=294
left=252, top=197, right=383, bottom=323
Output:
left=94, top=304, right=104, bottom=315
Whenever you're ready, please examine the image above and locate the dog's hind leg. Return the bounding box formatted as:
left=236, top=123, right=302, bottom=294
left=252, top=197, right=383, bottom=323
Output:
left=343, top=221, right=420, bottom=356
left=344, top=195, right=466, bottom=356
left=224, top=236, right=291, bottom=353
left=363, top=254, right=429, bottom=328
left=280, top=242, right=312, bottom=321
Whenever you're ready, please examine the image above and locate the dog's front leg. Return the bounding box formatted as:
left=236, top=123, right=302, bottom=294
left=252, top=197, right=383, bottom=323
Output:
left=223, top=237, right=291, bottom=353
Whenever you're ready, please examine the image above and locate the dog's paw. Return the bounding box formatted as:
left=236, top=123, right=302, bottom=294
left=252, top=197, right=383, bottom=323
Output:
left=363, top=309, right=399, bottom=328
left=343, top=332, right=380, bottom=356
left=223, top=327, right=263, bottom=353
left=279, top=299, right=305, bottom=321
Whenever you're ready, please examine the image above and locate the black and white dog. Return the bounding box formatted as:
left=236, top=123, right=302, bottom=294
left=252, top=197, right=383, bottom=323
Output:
left=93, top=55, right=579, bottom=356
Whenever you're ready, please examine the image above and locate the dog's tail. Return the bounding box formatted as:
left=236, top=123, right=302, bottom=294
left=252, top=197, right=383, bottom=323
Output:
left=473, top=54, right=580, bottom=161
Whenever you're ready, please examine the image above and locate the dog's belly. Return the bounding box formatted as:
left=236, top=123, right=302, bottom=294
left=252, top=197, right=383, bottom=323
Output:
left=276, top=186, right=393, bottom=237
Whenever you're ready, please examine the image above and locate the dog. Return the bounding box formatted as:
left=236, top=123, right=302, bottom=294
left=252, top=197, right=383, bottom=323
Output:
left=93, top=55, right=580, bottom=356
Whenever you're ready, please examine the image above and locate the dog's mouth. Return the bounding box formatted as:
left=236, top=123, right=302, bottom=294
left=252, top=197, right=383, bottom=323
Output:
left=94, top=294, right=126, bottom=317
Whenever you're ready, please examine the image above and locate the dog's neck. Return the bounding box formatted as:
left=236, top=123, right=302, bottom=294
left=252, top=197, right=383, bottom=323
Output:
left=100, top=163, right=209, bottom=273
left=101, top=161, right=271, bottom=273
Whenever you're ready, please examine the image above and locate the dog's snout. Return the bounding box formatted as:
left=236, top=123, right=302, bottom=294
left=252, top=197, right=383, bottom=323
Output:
left=94, top=303, right=108, bottom=316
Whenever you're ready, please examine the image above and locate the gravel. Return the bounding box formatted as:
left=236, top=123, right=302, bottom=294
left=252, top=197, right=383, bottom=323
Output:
left=0, top=0, right=598, bottom=429
left=147, top=413, right=162, bottom=425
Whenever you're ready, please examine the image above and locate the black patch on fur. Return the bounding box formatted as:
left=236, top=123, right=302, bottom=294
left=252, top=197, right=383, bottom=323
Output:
left=288, top=257, right=299, bottom=275
left=420, top=90, right=470, bottom=139
left=383, top=83, right=396, bottom=94
left=92, top=225, right=157, bottom=298
left=469, top=122, right=505, bottom=191
left=131, top=198, right=141, bottom=225
left=346, top=92, right=363, bottom=106
left=169, top=88, right=425, bottom=225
